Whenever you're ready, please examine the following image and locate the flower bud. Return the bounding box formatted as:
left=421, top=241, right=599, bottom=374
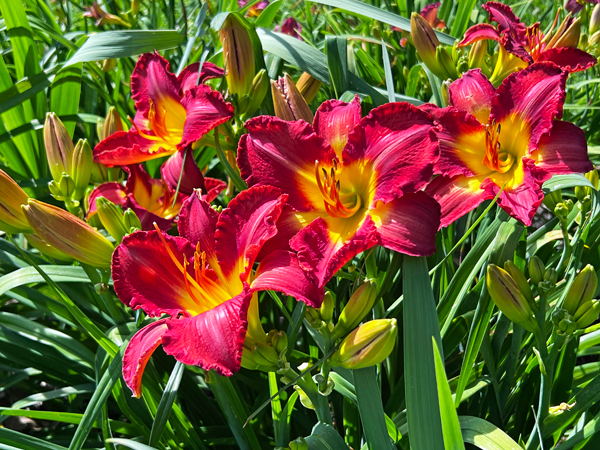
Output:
left=564, top=264, right=597, bottom=315
left=101, top=59, right=117, bottom=72
left=504, top=260, right=534, bottom=307
left=251, top=342, right=280, bottom=368
left=576, top=300, right=600, bottom=329
left=25, top=233, right=73, bottom=262
left=468, top=40, right=488, bottom=71
left=435, top=46, right=460, bottom=80
left=241, top=69, right=269, bottom=117
left=95, top=197, right=128, bottom=244
left=543, top=189, right=563, bottom=212
left=271, top=74, right=314, bottom=123
left=289, top=437, right=308, bottom=450
left=0, top=169, right=32, bottom=234
left=267, top=330, right=288, bottom=355
left=22, top=199, right=114, bottom=268
left=219, top=13, right=256, bottom=96
left=544, top=268, right=558, bottom=285
left=547, top=15, right=580, bottom=49
left=331, top=280, right=377, bottom=340
left=330, top=319, right=397, bottom=369
left=71, top=139, right=93, bottom=201
left=529, top=255, right=546, bottom=286
left=558, top=314, right=578, bottom=335
left=305, top=306, right=324, bottom=329
left=592, top=5, right=600, bottom=36
left=101, top=107, right=125, bottom=141
left=123, top=208, right=142, bottom=233
left=320, top=292, right=334, bottom=323
left=486, top=265, right=538, bottom=332
left=577, top=168, right=599, bottom=200
left=411, top=12, right=440, bottom=75
left=296, top=72, right=322, bottom=103
left=554, top=202, right=570, bottom=220
left=44, top=113, right=74, bottom=183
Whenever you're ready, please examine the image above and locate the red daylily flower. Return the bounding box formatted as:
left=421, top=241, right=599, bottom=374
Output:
left=87, top=154, right=226, bottom=230
left=94, top=53, right=233, bottom=166
left=238, top=97, right=441, bottom=288
left=238, top=0, right=269, bottom=16
left=275, top=18, right=302, bottom=40
left=425, top=63, right=593, bottom=227
left=421, top=2, right=446, bottom=30
left=114, top=186, right=323, bottom=397
left=459, top=2, right=596, bottom=73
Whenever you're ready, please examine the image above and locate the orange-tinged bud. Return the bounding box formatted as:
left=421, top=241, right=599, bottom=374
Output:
left=564, top=264, right=597, bottom=315
left=101, top=107, right=125, bottom=141
left=547, top=15, right=580, bottom=49
left=592, top=4, right=600, bottom=35
left=504, top=260, right=534, bottom=307
left=411, top=13, right=441, bottom=76
left=220, top=13, right=256, bottom=96
left=331, top=280, right=377, bottom=340
left=44, top=113, right=74, bottom=183
left=0, top=169, right=32, bottom=234
left=25, top=233, right=73, bottom=262
left=22, top=199, right=114, bottom=268
left=271, top=74, right=314, bottom=122
left=486, top=265, right=538, bottom=332
left=296, top=72, right=322, bottom=103
left=330, top=319, right=397, bottom=369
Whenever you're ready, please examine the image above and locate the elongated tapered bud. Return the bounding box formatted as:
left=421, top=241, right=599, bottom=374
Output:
left=411, top=12, right=439, bottom=69
left=564, top=264, right=598, bottom=315
left=576, top=168, right=599, bottom=201
left=44, top=113, right=74, bottom=183
left=592, top=4, right=600, bottom=35
left=123, top=208, right=142, bottom=233
left=468, top=40, right=488, bottom=71
left=576, top=300, right=600, bottom=329
left=0, top=169, right=32, bottom=234
left=330, top=319, right=397, bottom=369
left=547, top=15, right=580, bottom=49
left=22, top=199, right=114, bottom=268
left=543, top=190, right=563, bottom=213
left=240, top=69, right=269, bottom=116
left=220, top=13, right=256, bottom=96
left=271, top=74, right=314, bottom=122
left=320, top=291, right=334, bottom=323
left=267, top=329, right=288, bottom=355
left=101, top=106, right=125, bottom=141
left=71, top=139, right=93, bottom=201
left=95, top=197, right=128, bottom=244
left=331, top=280, right=378, bottom=340
left=529, top=255, right=546, bottom=286
left=435, top=46, right=459, bottom=80
left=296, top=72, right=322, bottom=103
left=504, top=261, right=534, bottom=306
left=25, top=233, right=73, bottom=262
left=486, top=265, right=538, bottom=332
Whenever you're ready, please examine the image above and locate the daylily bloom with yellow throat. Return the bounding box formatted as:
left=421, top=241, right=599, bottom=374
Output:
left=87, top=149, right=226, bottom=230
left=114, top=186, right=323, bottom=397
left=94, top=52, right=233, bottom=166
left=459, top=2, right=596, bottom=74
left=425, top=63, right=593, bottom=227
left=238, top=97, right=441, bottom=288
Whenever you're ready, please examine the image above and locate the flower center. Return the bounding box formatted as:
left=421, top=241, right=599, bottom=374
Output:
left=315, top=159, right=362, bottom=219
left=482, top=121, right=515, bottom=174
left=526, top=24, right=544, bottom=61
left=134, top=98, right=185, bottom=146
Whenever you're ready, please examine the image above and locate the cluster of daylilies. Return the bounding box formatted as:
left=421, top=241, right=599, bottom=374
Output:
left=0, top=2, right=598, bottom=414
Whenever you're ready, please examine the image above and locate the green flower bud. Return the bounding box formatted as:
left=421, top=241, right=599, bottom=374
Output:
left=251, top=342, right=280, bottom=368
left=504, top=260, right=534, bottom=307
left=330, top=319, right=397, bottom=369
left=529, top=255, right=546, bottom=286
left=435, top=46, right=460, bottom=80
left=544, top=268, right=558, bottom=285
left=320, top=291, right=334, bottom=323
left=331, top=280, right=378, bottom=340
left=271, top=74, right=314, bottom=123
left=96, top=197, right=128, bottom=244
left=486, top=265, right=538, bottom=332
left=543, top=190, right=563, bottom=212
left=296, top=72, right=322, bottom=104
left=100, top=106, right=125, bottom=141
left=468, top=40, right=488, bottom=71
left=219, top=13, right=256, bottom=96
left=123, top=208, right=142, bottom=233
left=267, top=330, right=288, bottom=356
left=592, top=4, right=600, bottom=35
left=241, top=69, right=269, bottom=117
left=564, top=264, right=597, bottom=315
left=305, top=307, right=324, bottom=329
left=71, top=139, right=93, bottom=201
left=554, top=202, right=569, bottom=220
left=576, top=300, right=600, bottom=329
left=558, top=315, right=578, bottom=335
left=44, top=113, right=74, bottom=184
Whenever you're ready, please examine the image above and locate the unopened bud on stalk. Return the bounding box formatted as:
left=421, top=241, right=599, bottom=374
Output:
left=95, top=197, right=128, bottom=244
left=44, top=113, right=74, bottom=183
left=554, top=202, right=570, bottom=220
left=435, top=46, right=460, bottom=80
left=486, top=264, right=538, bottom=332
left=544, top=268, right=558, bottom=285
left=331, top=280, right=377, bottom=340
left=220, top=13, right=256, bottom=96
left=575, top=300, right=600, bottom=329
left=271, top=74, right=314, bottom=122
left=543, top=190, right=563, bottom=212
left=330, top=319, right=397, bottom=369
left=239, top=69, right=269, bottom=116
left=547, top=15, right=580, bottom=49
left=100, top=107, right=125, bottom=141
left=22, top=199, right=114, bottom=268
left=592, top=4, right=600, bottom=35
left=71, top=139, right=93, bottom=201
left=468, top=40, right=488, bottom=71
left=123, top=209, right=142, bottom=233
left=564, top=264, right=597, bottom=315
left=0, top=169, right=32, bottom=234
left=504, top=260, right=534, bottom=307
left=529, top=255, right=546, bottom=286
left=575, top=168, right=599, bottom=201
left=101, top=59, right=117, bottom=72
left=25, top=233, right=73, bottom=262
left=296, top=72, right=322, bottom=103
left=411, top=13, right=440, bottom=75
left=320, top=292, right=334, bottom=323
left=305, top=306, right=324, bottom=329
left=267, top=330, right=289, bottom=355
left=251, top=342, right=280, bottom=367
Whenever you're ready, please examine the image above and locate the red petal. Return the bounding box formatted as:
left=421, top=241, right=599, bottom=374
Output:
left=94, top=130, right=175, bottom=166
left=112, top=230, right=199, bottom=317
left=425, top=174, right=495, bottom=228
left=202, top=178, right=227, bottom=202
left=216, top=186, right=287, bottom=283
left=124, top=164, right=164, bottom=205
left=256, top=205, right=303, bottom=260
left=459, top=23, right=502, bottom=47
left=537, top=47, right=597, bottom=73
left=177, top=62, right=225, bottom=93
left=369, top=192, right=440, bottom=256
left=161, top=291, right=252, bottom=376
left=290, top=216, right=379, bottom=288
left=433, top=108, right=488, bottom=178
left=180, top=84, right=234, bottom=149
left=531, top=120, right=593, bottom=175
left=483, top=2, right=531, bottom=63
left=252, top=250, right=324, bottom=308
left=449, top=69, right=496, bottom=123
left=122, top=196, right=174, bottom=231
left=178, top=190, right=220, bottom=266
left=343, top=102, right=438, bottom=205
left=491, top=62, right=567, bottom=152
left=122, top=319, right=169, bottom=398
left=131, top=53, right=182, bottom=119
left=86, top=182, right=127, bottom=219
left=238, top=116, right=335, bottom=211
left=313, top=96, right=362, bottom=158
left=161, top=148, right=207, bottom=196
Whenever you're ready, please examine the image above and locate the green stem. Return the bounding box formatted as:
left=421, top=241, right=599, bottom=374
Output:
left=283, top=368, right=332, bottom=425
left=556, top=219, right=572, bottom=275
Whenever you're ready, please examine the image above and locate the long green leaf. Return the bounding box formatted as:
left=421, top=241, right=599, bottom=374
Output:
left=0, top=428, right=68, bottom=450
left=459, top=416, right=522, bottom=450
left=0, top=266, right=93, bottom=296
left=50, top=64, right=83, bottom=138
left=149, top=362, right=185, bottom=447
left=305, top=422, right=350, bottom=450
